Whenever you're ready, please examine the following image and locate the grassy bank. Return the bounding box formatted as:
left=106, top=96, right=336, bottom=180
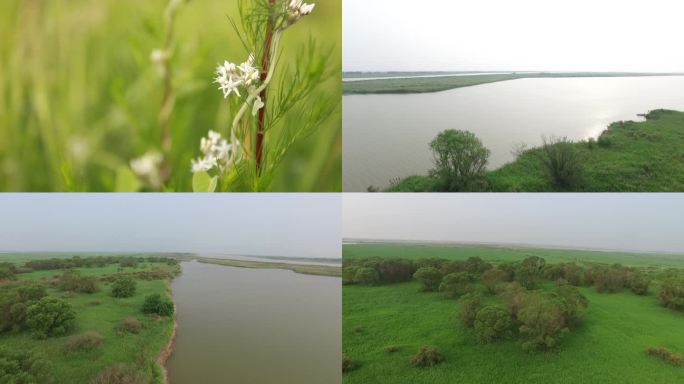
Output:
left=387, top=109, right=684, bottom=192
left=0, top=257, right=179, bottom=383
left=342, top=244, right=684, bottom=383
left=343, top=72, right=683, bottom=94
left=197, top=257, right=342, bottom=277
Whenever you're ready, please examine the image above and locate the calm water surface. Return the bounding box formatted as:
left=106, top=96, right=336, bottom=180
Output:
left=343, top=76, right=684, bottom=191
left=166, top=261, right=341, bottom=384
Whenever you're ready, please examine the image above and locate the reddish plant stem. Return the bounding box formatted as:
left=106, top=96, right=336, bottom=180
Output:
left=255, top=0, right=276, bottom=173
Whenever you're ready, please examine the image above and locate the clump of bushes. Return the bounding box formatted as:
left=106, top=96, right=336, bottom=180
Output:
left=0, top=284, right=47, bottom=333
left=0, top=347, right=52, bottom=383
left=429, top=129, right=490, bottom=192
left=141, top=294, right=174, bottom=316
left=343, top=259, right=416, bottom=286
left=629, top=273, right=650, bottom=295
left=118, top=317, right=142, bottom=334
left=481, top=268, right=509, bottom=293
left=439, top=272, right=474, bottom=298
left=473, top=306, right=512, bottom=343
left=342, top=354, right=358, bottom=373
left=410, top=346, right=443, bottom=367
left=536, top=136, right=584, bottom=191
left=65, top=331, right=104, bottom=353
left=646, top=347, right=683, bottom=367
left=0, top=262, right=17, bottom=281
left=514, top=256, right=546, bottom=290
left=26, top=296, right=76, bottom=339
left=657, top=278, right=684, bottom=311
left=413, top=267, right=443, bottom=292
left=457, top=292, right=483, bottom=328
left=57, top=270, right=99, bottom=294
left=111, top=277, right=137, bottom=298
left=90, top=364, right=144, bottom=384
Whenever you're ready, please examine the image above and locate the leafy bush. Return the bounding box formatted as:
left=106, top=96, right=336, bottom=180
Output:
left=518, top=294, right=568, bottom=351
left=0, top=263, right=17, bottom=281
left=342, top=354, right=358, bottom=373
left=514, top=257, right=546, bottom=289
left=65, top=332, right=104, bottom=353
left=376, top=259, right=416, bottom=284
left=658, top=278, right=684, bottom=311
left=473, top=306, right=512, bottom=343
left=646, top=347, right=683, bottom=367
left=536, top=136, right=584, bottom=191
left=464, top=257, right=492, bottom=275
left=629, top=273, right=650, bottom=295
left=597, top=135, right=613, bottom=148
left=26, top=297, right=76, bottom=338
left=500, top=282, right=527, bottom=319
left=0, top=347, right=52, bottom=384
left=111, top=277, right=137, bottom=298
left=482, top=268, right=509, bottom=293
left=551, top=285, right=589, bottom=327
left=354, top=267, right=379, bottom=286
left=439, top=272, right=474, bottom=298
left=0, top=284, right=47, bottom=332
left=429, top=129, right=490, bottom=192
left=118, top=318, right=143, bottom=334
left=119, top=258, right=139, bottom=268
left=90, top=364, right=144, bottom=384
left=342, top=266, right=359, bottom=285
left=410, top=346, right=444, bottom=367
left=141, top=294, right=174, bottom=316
left=593, top=266, right=629, bottom=293
left=58, top=270, right=99, bottom=294
left=413, top=267, right=443, bottom=292
left=457, top=292, right=483, bottom=328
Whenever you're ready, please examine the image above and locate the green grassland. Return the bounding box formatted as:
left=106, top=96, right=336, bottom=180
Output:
left=387, top=109, right=684, bottom=192
left=0, top=0, right=341, bottom=192
left=342, top=72, right=683, bottom=95
left=343, top=243, right=684, bottom=383
left=197, top=256, right=342, bottom=277
left=0, top=259, right=179, bottom=383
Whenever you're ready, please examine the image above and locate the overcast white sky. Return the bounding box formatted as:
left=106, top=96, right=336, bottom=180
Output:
left=343, top=0, right=684, bottom=72
left=0, top=194, right=340, bottom=259
left=343, top=194, right=684, bottom=254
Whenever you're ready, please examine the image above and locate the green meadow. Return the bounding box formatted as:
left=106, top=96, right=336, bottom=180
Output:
left=0, top=257, right=179, bottom=383
left=343, top=243, right=684, bottom=384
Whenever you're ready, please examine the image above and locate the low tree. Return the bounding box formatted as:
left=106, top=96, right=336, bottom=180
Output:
left=500, top=282, right=527, bottom=319
left=413, top=267, right=443, bottom=292
left=517, top=294, right=568, bottom=351
left=141, top=294, right=174, bottom=316
left=473, top=306, right=513, bottom=343
left=0, top=285, right=47, bottom=333
left=514, top=257, right=546, bottom=290
left=629, top=273, right=650, bottom=295
left=658, top=278, right=684, bottom=311
left=58, top=270, right=99, bottom=294
left=536, top=136, right=584, bottom=191
left=457, top=292, right=483, bottom=328
left=439, top=272, right=474, bottom=298
left=26, top=297, right=76, bottom=338
left=481, top=268, right=509, bottom=294
left=464, top=257, right=492, bottom=275
left=376, top=259, right=416, bottom=284
left=550, top=285, right=588, bottom=327
left=429, top=129, right=490, bottom=192
left=111, top=277, right=137, bottom=298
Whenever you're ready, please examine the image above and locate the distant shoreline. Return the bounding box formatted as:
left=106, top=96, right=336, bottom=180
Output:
left=195, top=257, right=342, bottom=277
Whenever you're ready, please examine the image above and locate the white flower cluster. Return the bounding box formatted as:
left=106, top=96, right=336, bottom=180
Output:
left=191, top=130, right=239, bottom=173
left=214, top=54, right=260, bottom=99
left=130, top=151, right=163, bottom=188
left=287, top=0, right=315, bottom=24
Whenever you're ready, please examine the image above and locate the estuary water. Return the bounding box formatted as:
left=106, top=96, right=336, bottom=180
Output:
left=166, top=260, right=341, bottom=384
left=343, top=76, right=684, bottom=191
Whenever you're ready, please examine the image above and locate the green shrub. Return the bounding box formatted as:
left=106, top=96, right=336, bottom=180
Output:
left=457, top=292, right=483, bottom=328
left=482, top=268, right=509, bottom=293
left=629, top=273, right=650, bottom=295
left=439, top=272, right=474, bottom=298
left=342, top=354, right=358, bottom=373
left=514, top=257, right=546, bottom=290
left=0, top=284, right=48, bottom=332
left=473, top=306, right=512, bottom=343
left=410, top=346, right=443, bottom=367
left=26, top=297, right=76, bottom=339
left=429, top=129, right=490, bottom=192
left=65, top=331, right=104, bottom=353
left=658, top=278, right=684, bottom=311
left=500, top=282, right=527, bottom=319
left=111, top=277, right=136, bottom=298
left=413, top=267, right=443, bottom=292
left=551, top=285, right=588, bottom=327
left=646, top=347, right=683, bottom=367
left=141, top=294, right=174, bottom=316
left=536, top=136, right=584, bottom=191
left=58, top=270, right=99, bottom=294
left=353, top=267, right=379, bottom=286
left=89, top=364, right=144, bottom=384
left=597, top=135, right=613, bottom=148
left=376, top=259, right=416, bottom=283
left=518, top=294, right=568, bottom=351
left=118, top=317, right=143, bottom=334
left=0, top=347, right=52, bottom=384
left=342, top=266, right=359, bottom=285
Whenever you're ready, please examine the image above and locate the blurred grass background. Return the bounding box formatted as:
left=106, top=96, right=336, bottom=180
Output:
left=0, top=0, right=341, bottom=191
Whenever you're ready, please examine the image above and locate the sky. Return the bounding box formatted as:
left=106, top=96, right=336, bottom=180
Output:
left=343, top=0, right=684, bottom=72
left=343, top=194, right=684, bottom=254
left=0, top=194, right=340, bottom=259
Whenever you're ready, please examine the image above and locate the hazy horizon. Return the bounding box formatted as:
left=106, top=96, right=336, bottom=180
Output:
left=343, top=194, right=684, bottom=255
left=0, top=194, right=340, bottom=259
left=343, top=0, right=684, bottom=72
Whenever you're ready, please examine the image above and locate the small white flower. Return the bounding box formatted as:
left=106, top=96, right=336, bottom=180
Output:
left=191, top=156, right=217, bottom=173
left=287, top=0, right=315, bottom=24
left=191, top=131, right=241, bottom=173
left=131, top=151, right=164, bottom=188
left=214, top=54, right=261, bottom=99
left=150, top=49, right=168, bottom=64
